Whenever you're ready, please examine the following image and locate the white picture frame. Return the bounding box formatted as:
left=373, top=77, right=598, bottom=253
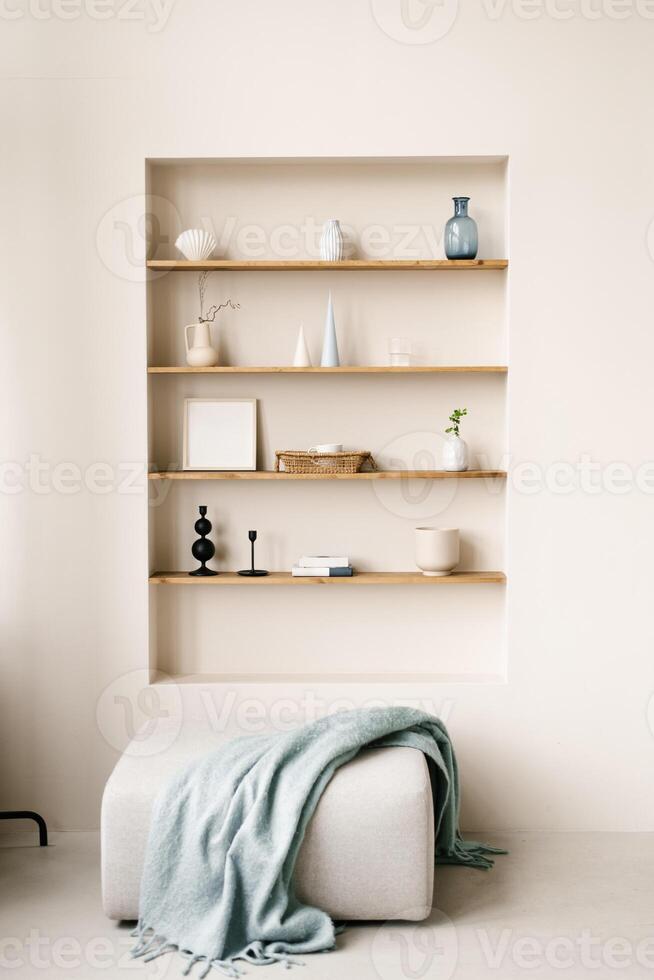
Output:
left=183, top=398, right=257, bottom=471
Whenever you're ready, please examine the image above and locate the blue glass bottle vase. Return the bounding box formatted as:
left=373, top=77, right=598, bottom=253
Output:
left=444, top=197, right=478, bottom=260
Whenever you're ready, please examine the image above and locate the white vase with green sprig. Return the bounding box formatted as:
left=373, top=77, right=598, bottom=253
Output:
left=442, top=408, right=469, bottom=472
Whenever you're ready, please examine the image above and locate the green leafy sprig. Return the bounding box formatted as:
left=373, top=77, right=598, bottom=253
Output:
left=445, top=408, right=468, bottom=438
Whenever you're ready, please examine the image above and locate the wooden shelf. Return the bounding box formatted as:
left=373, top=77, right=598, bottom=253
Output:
left=147, top=259, right=508, bottom=272
left=155, top=671, right=506, bottom=685
left=150, top=571, right=506, bottom=586
left=148, top=470, right=506, bottom=481
left=148, top=365, right=508, bottom=375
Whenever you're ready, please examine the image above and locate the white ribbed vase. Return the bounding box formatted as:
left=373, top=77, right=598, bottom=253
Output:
left=320, top=219, right=344, bottom=261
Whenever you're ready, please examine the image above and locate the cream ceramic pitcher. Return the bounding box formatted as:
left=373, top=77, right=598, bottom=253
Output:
left=185, top=321, right=218, bottom=367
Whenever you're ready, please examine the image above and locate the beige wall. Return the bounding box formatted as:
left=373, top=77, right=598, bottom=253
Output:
left=2, top=1, right=654, bottom=831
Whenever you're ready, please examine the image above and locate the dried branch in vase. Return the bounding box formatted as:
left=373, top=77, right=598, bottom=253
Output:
left=197, top=271, right=240, bottom=323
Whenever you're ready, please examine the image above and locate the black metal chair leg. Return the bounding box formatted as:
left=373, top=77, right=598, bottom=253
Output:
left=0, top=810, right=48, bottom=846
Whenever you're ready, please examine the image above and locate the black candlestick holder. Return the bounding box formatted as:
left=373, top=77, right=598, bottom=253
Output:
left=189, top=506, right=218, bottom=577
left=238, top=530, right=269, bottom=577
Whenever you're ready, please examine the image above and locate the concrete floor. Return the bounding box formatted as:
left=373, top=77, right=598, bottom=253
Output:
left=1, top=831, right=653, bottom=979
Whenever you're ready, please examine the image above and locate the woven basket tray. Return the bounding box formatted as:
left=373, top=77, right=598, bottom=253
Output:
left=275, top=450, right=378, bottom=475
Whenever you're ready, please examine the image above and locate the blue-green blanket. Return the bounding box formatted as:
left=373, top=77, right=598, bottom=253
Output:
left=132, top=707, right=503, bottom=977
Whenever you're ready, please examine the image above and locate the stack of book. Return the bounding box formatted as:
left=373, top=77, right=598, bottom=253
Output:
left=291, top=556, right=353, bottom=577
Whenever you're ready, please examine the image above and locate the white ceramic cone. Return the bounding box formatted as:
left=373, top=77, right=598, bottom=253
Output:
left=321, top=292, right=340, bottom=367
left=293, top=323, right=312, bottom=367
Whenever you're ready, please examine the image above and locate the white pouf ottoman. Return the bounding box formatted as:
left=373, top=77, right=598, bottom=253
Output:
left=101, top=718, right=434, bottom=922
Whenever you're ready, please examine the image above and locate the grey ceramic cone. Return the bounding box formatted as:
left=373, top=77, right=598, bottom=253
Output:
left=321, top=292, right=340, bottom=367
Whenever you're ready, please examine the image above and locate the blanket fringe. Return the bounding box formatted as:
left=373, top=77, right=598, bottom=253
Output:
left=131, top=925, right=304, bottom=977
left=437, top=836, right=508, bottom=870
left=242, top=942, right=304, bottom=970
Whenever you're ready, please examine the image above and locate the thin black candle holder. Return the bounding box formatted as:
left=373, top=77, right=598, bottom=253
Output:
left=238, top=530, right=269, bottom=577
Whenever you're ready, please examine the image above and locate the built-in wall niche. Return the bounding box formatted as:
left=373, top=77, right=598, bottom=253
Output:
left=145, top=156, right=508, bottom=684
left=146, top=157, right=507, bottom=370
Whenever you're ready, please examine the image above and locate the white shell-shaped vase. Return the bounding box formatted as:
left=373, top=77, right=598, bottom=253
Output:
left=442, top=435, right=469, bottom=472
left=320, top=219, right=344, bottom=261
left=293, top=324, right=312, bottom=367
left=321, top=292, right=340, bottom=367
left=175, top=229, right=217, bottom=261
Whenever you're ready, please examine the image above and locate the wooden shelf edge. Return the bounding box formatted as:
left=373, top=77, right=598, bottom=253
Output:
left=148, top=470, right=507, bottom=481
left=149, top=571, right=507, bottom=585
left=148, top=365, right=508, bottom=375
left=147, top=259, right=508, bottom=272
left=153, top=671, right=506, bottom=685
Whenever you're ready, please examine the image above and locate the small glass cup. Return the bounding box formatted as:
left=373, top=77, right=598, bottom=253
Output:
left=389, top=337, right=411, bottom=367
